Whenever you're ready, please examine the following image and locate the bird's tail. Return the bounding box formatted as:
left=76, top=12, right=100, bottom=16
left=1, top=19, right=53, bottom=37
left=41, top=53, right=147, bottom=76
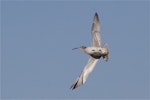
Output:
left=103, top=43, right=109, bottom=61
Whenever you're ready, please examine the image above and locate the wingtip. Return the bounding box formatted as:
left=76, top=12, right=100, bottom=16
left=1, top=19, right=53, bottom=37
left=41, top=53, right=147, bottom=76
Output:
left=94, top=12, right=99, bottom=22
left=70, top=85, right=75, bottom=90
left=70, top=81, right=78, bottom=90
left=70, top=84, right=76, bottom=90
left=95, top=12, right=98, bottom=17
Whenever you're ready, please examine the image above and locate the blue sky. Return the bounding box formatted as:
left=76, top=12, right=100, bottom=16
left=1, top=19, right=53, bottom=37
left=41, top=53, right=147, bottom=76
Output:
left=1, top=0, right=149, bottom=99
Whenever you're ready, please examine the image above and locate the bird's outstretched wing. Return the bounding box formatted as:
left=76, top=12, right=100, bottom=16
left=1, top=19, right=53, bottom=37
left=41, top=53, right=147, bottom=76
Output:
left=70, top=57, right=99, bottom=89
left=91, top=12, right=101, bottom=47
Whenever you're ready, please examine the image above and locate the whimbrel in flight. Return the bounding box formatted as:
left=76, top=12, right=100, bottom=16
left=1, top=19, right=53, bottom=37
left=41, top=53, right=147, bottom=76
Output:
left=70, top=12, right=109, bottom=90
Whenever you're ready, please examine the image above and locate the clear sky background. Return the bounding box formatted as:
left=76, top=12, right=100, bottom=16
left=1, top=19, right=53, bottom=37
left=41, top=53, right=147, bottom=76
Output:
left=1, top=0, right=150, bottom=99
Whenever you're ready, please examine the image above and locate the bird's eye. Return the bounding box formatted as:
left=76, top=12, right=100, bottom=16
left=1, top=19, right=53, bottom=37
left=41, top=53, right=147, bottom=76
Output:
left=99, top=49, right=101, bottom=51
left=92, top=50, right=95, bottom=51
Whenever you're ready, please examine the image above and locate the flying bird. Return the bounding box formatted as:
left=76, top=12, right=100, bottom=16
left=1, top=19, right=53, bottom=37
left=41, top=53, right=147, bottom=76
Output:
left=70, top=12, right=109, bottom=90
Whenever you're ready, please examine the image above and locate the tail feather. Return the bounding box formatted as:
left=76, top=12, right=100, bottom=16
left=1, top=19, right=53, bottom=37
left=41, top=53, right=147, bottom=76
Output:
left=103, top=54, right=109, bottom=61
left=103, top=43, right=109, bottom=61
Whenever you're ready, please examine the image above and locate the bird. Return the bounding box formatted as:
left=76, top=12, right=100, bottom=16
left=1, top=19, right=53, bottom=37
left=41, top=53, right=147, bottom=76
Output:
left=70, top=12, right=109, bottom=90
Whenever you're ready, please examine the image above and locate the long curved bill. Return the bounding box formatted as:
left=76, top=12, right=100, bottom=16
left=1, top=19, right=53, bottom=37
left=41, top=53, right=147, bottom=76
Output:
left=72, top=47, right=80, bottom=50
